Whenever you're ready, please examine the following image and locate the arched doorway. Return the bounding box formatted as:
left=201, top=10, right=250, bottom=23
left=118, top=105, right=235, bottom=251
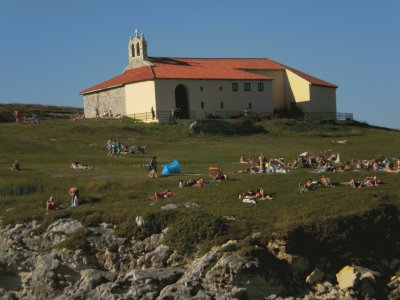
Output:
left=175, top=84, right=189, bottom=119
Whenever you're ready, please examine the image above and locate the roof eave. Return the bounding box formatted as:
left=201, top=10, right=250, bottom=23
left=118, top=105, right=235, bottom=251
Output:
left=80, top=83, right=124, bottom=95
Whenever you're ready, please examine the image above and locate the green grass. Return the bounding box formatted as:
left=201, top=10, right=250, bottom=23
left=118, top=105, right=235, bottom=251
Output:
left=0, top=116, right=399, bottom=253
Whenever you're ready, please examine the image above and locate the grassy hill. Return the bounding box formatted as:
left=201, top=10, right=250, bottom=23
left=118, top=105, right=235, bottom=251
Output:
left=0, top=116, right=399, bottom=253
left=0, top=103, right=83, bottom=123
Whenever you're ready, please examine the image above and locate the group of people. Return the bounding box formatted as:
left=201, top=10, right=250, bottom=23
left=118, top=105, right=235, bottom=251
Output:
left=14, top=110, right=40, bottom=124
left=304, top=152, right=400, bottom=174
left=106, top=138, right=146, bottom=157
left=299, top=174, right=383, bottom=192
left=46, top=187, right=79, bottom=211
left=238, top=153, right=294, bottom=174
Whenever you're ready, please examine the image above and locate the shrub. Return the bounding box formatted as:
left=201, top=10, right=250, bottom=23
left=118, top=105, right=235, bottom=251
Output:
left=56, top=227, right=90, bottom=251
left=0, top=182, right=43, bottom=196
left=164, top=212, right=228, bottom=255
left=114, top=210, right=177, bottom=240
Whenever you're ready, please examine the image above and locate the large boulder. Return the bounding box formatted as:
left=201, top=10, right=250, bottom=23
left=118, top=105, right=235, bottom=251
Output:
left=267, top=239, right=309, bottom=274
left=336, top=265, right=381, bottom=297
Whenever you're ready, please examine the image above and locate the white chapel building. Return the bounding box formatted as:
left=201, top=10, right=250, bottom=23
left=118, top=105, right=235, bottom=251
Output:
left=81, top=30, right=337, bottom=122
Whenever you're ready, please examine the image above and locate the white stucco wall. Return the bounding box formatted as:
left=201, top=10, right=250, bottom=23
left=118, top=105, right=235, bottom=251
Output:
left=125, top=80, right=156, bottom=118
left=245, top=69, right=286, bottom=110
left=153, top=79, right=272, bottom=120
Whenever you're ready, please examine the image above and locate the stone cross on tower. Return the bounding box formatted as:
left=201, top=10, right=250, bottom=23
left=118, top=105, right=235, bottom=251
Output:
left=127, top=29, right=149, bottom=69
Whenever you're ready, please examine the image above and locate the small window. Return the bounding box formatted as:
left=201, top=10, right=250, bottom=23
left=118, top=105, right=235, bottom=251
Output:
left=244, top=82, right=251, bottom=92
left=248, top=102, right=252, bottom=110
left=220, top=102, right=224, bottom=110
left=201, top=101, right=204, bottom=109
left=232, top=82, right=238, bottom=92
left=219, top=86, right=223, bottom=91
left=200, top=86, right=203, bottom=91
left=258, top=82, right=264, bottom=92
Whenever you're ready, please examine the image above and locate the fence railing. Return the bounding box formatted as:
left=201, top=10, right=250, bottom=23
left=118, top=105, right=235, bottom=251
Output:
left=127, top=111, right=196, bottom=123
left=127, top=111, right=353, bottom=122
left=303, top=112, right=353, bottom=121
left=206, top=111, right=274, bottom=119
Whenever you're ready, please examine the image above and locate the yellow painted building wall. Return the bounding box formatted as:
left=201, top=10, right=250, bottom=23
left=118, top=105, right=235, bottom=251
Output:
left=125, top=80, right=157, bottom=116
left=154, top=79, right=272, bottom=120
left=285, top=69, right=311, bottom=103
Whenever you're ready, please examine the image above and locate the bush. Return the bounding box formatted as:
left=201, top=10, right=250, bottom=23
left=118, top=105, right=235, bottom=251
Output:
left=190, top=119, right=266, bottom=136
left=114, top=210, right=177, bottom=240
left=56, top=227, right=90, bottom=251
left=0, top=182, right=44, bottom=196
left=164, top=212, right=228, bottom=255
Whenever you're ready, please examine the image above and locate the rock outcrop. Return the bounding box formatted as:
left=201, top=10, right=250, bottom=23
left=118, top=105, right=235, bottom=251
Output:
left=0, top=218, right=398, bottom=299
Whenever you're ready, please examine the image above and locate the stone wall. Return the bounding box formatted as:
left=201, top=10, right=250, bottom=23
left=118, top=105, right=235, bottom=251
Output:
left=83, top=86, right=126, bottom=118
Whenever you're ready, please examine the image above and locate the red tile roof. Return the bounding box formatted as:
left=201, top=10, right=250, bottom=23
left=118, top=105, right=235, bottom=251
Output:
left=80, top=57, right=336, bottom=94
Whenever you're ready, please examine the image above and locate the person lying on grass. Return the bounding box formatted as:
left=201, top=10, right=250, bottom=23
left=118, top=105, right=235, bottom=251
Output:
left=213, top=170, right=228, bottom=182
left=193, top=178, right=206, bottom=188
left=70, top=162, right=93, bottom=170
left=149, top=190, right=174, bottom=200
left=241, top=186, right=273, bottom=201
left=179, top=178, right=207, bottom=188
left=344, top=176, right=382, bottom=188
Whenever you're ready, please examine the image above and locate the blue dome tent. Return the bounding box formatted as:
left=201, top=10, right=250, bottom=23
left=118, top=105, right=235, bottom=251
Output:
left=161, top=160, right=181, bottom=175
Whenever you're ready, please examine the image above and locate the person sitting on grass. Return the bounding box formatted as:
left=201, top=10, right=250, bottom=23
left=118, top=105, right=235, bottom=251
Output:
left=256, top=186, right=273, bottom=200
left=12, top=160, right=20, bottom=171
left=240, top=154, right=248, bottom=164
left=299, top=178, right=317, bottom=192
left=320, top=174, right=334, bottom=187
left=46, top=196, right=56, bottom=211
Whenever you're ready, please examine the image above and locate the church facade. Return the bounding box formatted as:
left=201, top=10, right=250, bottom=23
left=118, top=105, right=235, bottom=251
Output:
left=81, top=30, right=337, bottom=122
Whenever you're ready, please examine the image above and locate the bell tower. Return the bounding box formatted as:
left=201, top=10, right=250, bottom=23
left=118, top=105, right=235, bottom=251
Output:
left=127, top=29, right=150, bottom=69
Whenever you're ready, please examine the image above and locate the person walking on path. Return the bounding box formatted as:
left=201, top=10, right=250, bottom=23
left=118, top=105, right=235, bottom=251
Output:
left=149, top=156, right=158, bottom=178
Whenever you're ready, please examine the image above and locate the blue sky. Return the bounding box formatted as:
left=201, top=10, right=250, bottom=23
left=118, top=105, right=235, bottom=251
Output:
left=1, top=0, right=399, bottom=129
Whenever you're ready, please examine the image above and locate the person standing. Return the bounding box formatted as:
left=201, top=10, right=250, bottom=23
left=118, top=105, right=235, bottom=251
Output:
left=15, top=111, right=20, bottom=123
left=258, top=152, right=266, bottom=173
left=69, top=187, right=79, bottom=207
left=149, top=156, right=158, bottom=178
left=151, top=106, right=155, bottom=120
